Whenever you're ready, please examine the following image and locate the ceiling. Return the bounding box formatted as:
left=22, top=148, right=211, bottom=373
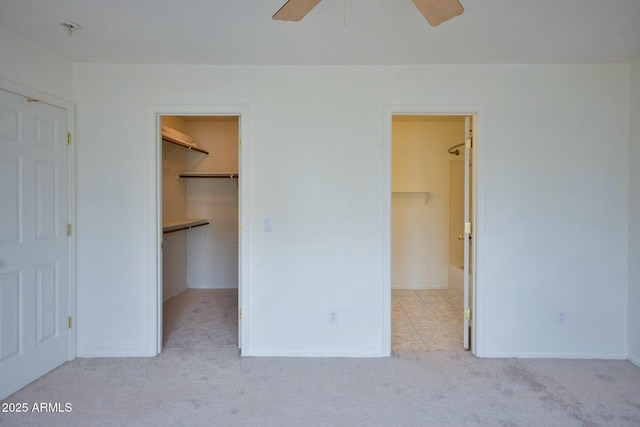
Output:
left=1, top=0, right=639, bottom=65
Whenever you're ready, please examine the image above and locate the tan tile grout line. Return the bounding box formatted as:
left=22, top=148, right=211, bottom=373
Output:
left=393, top=290, right=426, bottom=350
left=403, top=290, right=432, bottom=351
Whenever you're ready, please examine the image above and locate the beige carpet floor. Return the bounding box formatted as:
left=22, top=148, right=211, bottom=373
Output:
left=1, top=289, right=639, bottom=427
left=163, top=289, right=238, bottom=350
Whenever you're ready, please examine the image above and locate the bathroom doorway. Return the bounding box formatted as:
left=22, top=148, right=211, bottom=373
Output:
left=387, top=112, right=475, bottom=353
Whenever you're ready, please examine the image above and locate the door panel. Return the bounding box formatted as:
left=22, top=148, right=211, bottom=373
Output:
left=36, top=262, right=58, bottom=344
left=0, top=156, right=22, bottom=243
left=0, top=104, right=22, bottom=143
left=0, top=89, right=69, bottom=400
left=35, top=114, right=57, bottom=148
left=36, top=160, right=58, bottom=240
left=0, top=271, right=22, bottom=362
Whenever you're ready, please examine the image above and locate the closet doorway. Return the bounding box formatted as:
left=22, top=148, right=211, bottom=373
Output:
left=388, top=112, right=476, bottom=354
left=154, top=108, right=248, bottom=354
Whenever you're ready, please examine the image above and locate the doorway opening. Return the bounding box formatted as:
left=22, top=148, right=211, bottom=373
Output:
left=154, top=108, right=247, bottom=354
left=387, top=112, right=476, bottom=354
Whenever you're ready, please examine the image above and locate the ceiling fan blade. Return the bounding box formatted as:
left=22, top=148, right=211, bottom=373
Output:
left=412, top=0, right=464, bottom=26
left=273, top=0, right=322, bottom=22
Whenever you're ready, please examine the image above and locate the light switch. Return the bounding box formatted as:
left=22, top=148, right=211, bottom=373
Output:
left=264, top=217, right=273, bottom=232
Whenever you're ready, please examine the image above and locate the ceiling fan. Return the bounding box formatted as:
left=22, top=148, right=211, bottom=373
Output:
left=273, top=0, right=464, bottom=27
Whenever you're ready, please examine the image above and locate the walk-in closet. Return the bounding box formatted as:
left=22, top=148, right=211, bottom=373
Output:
left=160, top=115, right=240, bottom=350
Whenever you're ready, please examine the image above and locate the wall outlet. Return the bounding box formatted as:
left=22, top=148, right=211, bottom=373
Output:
left=328, top=310, right=338, bottom=324
left=556, top=311, right=566, bottom=325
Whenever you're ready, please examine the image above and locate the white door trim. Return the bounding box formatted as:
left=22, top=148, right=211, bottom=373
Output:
left=147, top=104, right=250, bottom=355
left=383, top=104, right=485, bottom=356
left=0, top=77, right=76, bottom=361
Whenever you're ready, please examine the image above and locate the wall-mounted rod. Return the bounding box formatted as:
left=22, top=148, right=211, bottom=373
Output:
left=163, top=221, right=209, bottom=235
left=448, top=143, right=465, bottom=156
left=178, top=172, right=238, bottom=178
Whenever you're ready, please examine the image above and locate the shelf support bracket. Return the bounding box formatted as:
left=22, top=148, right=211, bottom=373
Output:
left=163, top=145, right=181, bottom=161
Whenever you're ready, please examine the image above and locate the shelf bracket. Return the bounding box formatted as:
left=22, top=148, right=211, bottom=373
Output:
left=392, top=191, right=430, bottom=204
left=163, top=144, right=181, bottom=161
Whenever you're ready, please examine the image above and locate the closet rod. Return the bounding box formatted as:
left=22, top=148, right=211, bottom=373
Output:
left=162, top=221, right=209, bottom=235
left=178, top=172, right=239, bottom=178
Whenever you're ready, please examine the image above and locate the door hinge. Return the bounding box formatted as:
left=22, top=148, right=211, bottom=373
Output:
left=464, top=222, right=472, bottom=234
left=27, top=98, right=41, bottom=103
left=68, top=316, right=73, bottom=329
left=239, top=138, right=242, bottom=147
left=465, top=137, right=472, bottom=149
left=239, top=223, right=243, bottom=232
left=464, top=308, right=471, bottom=320
left=67, top=223, right=72, bottom=236
left=239, top=309, right=242, bottom=320
left=67, top=132, right=72, bottom=145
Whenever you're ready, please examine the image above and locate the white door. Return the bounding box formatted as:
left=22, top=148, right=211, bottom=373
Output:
left=0, top=89, right=70, bottom=399
left=462, top=116, right=472, bottom=350
left=237, top=117, right=243, bottom=350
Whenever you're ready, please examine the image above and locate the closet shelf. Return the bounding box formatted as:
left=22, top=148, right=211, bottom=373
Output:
left=178, top=172, right=238, bottom=179
left=392, top=191, right=430, bottom=203
left=162, top=137, right=209, bottom=155
left=162, top=218, right=209, bottom=234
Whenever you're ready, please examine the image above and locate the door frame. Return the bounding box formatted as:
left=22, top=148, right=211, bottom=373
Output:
left=383, top=104, right=484, bottom=356
left=0, top=77, right=76, bottom=360
left=148, top=104, right=249, bottom=355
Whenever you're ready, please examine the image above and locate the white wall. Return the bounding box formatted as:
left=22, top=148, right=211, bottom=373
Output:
left=0, top=26, right=72, bottom=100
left=391, top=117, right=464, bottom=289
left=629, top=59, right=640, bottom=366
left=73, top=63, right=630, bottom=358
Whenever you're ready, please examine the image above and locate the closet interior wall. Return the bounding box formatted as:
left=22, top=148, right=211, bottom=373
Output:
left=162, top=116, right=239, bottom=301
left=162, top=116, right=189, bottom=300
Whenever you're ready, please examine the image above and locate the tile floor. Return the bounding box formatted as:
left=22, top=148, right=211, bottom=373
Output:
left=392, top=288, right=466, bottom=352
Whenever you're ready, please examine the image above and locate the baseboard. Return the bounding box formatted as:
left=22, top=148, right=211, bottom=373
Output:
left=76, top=350, right=156, bottom=358
left=187, top=284, right=238, bottom=289
left=163, top=286, right=187, bottom=302
left=244, top=349, right=385, bottom=358
left=628, top=354, right=640, bottom=367
left=481, top=351, right=628, bottom=360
